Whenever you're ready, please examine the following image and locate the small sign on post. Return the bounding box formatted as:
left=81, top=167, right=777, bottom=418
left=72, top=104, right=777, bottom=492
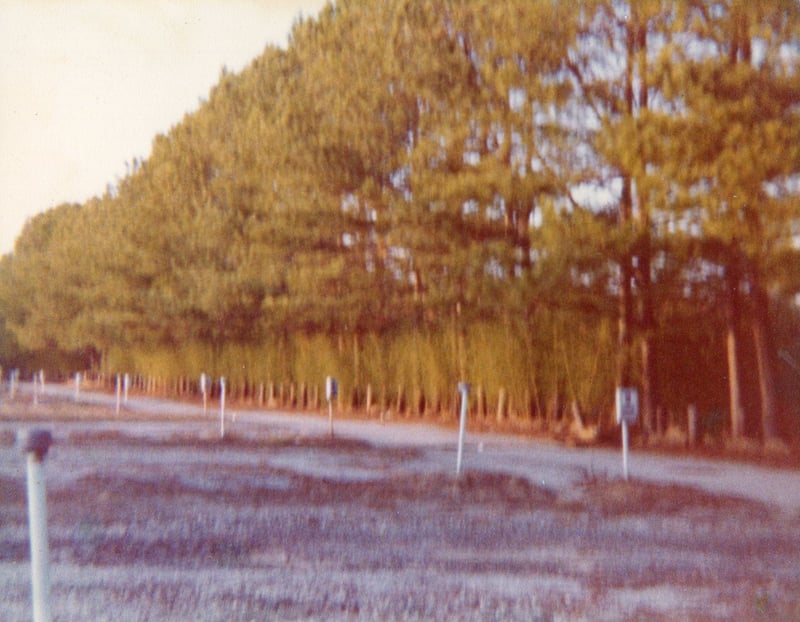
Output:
left=615, top=387, right=639, bottom=481
left=325, top=376, right=338, bottom=438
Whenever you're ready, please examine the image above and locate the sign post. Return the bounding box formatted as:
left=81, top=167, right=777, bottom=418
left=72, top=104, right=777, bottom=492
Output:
left=456, top=382, right=470, bottom=476
left=123, top=373, right=130, bottom=404
left=325, top=376, right=338, bottom=438
left=615, top=387, right=639, bottom=481
left=115, top=373, right=122, bottom=416
left=200, top=373, right=208, bottom=415
left=219, top=377, right=226, bottom=439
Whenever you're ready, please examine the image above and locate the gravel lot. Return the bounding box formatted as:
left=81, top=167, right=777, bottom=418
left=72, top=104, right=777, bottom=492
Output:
left=1, top=394, right=799, bottom=621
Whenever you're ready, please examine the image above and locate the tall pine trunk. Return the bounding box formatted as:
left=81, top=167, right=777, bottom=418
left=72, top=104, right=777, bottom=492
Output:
left=637, top=221, right=659, bottom=434
left=633, top=15, right=659, bottom=435
left=725, top=259, right=745, bottom=439
left=616, top=15, right=637, bottom=391
left=750, top=275, right=779, bottom=441
left=617, top=177, right=634, bottom=388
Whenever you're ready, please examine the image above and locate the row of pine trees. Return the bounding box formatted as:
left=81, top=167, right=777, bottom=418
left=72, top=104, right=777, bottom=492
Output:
left=1, top=0, right=799, bottom=441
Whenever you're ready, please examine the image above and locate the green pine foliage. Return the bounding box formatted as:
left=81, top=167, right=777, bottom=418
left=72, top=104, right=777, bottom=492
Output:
left=1, top=0, right=798, bottom=440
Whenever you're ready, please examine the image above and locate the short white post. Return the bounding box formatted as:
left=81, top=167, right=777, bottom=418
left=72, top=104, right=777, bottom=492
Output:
left=74, top=372, right=81, bottom=401
left=456, top=382, right=470, bottom=476
left=325, top=376, right=338, bottom=438
left=20, top=429, right=54, bottom=622
left=200, top=373, right=208, bottom=415
left=10, top=369, right=18, bottom=399
left=115, top=373, right=122, bottom=416
left=123, top=373, right=130, bottom=403
left=32, top=371, right=39, bottom=406
left=219, top=377, right=226, bottom=439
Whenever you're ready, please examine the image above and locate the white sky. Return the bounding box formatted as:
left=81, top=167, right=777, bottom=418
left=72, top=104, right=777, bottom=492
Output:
left=0, top=0, right=328, bottom=255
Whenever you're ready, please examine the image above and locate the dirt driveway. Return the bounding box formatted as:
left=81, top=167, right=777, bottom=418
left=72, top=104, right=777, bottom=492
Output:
left=0, top=389, right=799, bottom=620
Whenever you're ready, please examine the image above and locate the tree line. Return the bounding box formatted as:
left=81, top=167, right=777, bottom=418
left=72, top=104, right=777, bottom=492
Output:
left=1, top=0, right=799, bottom=442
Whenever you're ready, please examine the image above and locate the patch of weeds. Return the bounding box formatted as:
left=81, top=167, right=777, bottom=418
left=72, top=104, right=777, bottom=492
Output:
left=575, top=476, right=770, bottom=518
left=753, top=589, right=772, bottom=616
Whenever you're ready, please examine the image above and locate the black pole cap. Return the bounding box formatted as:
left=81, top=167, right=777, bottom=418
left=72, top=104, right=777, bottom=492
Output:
left=18, top=429, right=53, bottom=461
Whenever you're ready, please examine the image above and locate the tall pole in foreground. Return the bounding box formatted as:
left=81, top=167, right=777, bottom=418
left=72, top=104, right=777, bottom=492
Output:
left=20, top=429, right=54, bottom=622
left=456, top=382, right=470, bottom=476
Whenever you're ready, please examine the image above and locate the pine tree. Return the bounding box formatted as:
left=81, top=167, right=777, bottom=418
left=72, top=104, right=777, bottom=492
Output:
left=655, top=0, right=800, bottom=440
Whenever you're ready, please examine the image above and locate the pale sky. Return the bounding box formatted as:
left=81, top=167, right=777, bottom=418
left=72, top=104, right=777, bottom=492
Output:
left=0, top=0, right=328, bottom=255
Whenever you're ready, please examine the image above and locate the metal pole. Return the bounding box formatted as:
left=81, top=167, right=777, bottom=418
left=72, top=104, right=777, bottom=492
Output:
left=456, top=382, right=469, bottom=476
left=21, top=429, right=53, bottom=622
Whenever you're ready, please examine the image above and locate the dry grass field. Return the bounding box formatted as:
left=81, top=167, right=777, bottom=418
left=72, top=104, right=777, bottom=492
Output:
left=1, top=396, right=799, bottom=621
